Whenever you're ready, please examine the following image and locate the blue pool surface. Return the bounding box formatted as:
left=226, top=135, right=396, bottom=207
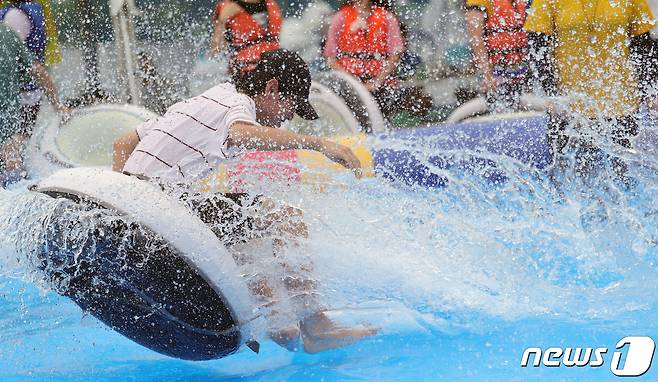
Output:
left=1, top=278, right=656, bottom=381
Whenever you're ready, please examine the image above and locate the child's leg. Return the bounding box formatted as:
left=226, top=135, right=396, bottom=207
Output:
left=188, top=194, right=376, bottom=352
left=299, top=312, right=378, bottom=354
left=251, top=198, right=378, bottom=353
left=229, top=238, right=303, bottom=351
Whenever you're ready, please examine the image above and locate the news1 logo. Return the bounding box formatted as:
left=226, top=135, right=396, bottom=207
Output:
left=521, top=336, right=656, bottom=377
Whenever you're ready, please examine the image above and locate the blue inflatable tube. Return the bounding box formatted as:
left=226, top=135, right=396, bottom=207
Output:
left=370, top=115, right=551, bottom=188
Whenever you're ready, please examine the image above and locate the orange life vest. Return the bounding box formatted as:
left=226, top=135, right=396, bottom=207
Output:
left=484, top=0, right=528, bottom=66
left=336, top=5, right=390, bottom=79
left=215, top=0, right=282, bottom=73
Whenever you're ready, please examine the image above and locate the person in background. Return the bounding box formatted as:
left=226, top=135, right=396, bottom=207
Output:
left=1, top=0, right=60, bottom=135
left=136, top=51, right=180, bottom=115
left=209, top=0, right=283, bottom=77
left=465, top=0, right=529, bottom=112
left=324, top=0, right=418, bottom=118
left=0, top=0, right=60, bottom=63
left=0, top=23, right=67, bottom=187
left=524, top=0, right=658, bottom=181
left=393, top=20, right=434, bottom=120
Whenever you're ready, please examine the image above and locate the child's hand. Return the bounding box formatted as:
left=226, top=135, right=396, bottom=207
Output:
left=320, top=141, right=363, bottom=178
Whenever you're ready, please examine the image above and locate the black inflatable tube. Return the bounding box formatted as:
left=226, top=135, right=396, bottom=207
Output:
left=35, top=191, right=241, bottom=361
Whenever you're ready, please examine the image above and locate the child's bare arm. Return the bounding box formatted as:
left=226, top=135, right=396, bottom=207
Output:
left=112, top=131, right=140, bottom=172
left=228, top=122, right=363, bottom=177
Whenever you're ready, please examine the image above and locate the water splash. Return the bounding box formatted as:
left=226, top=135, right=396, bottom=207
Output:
left=3, top=123, right=658, bottom=333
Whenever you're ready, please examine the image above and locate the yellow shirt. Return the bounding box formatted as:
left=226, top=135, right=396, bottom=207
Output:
left=465, top=0, right=492, bottom=10
left=524, top=0, right=655, bottom=118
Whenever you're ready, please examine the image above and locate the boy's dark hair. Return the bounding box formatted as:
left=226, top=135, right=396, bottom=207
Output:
left=234, top=49, right=319, bottom=120
left=233, top=69, right=266, bottom=97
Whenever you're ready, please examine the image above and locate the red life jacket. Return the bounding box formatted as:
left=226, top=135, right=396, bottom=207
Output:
left=336, top=5, right=390, bottom=79
left=484, top=0, right=528, bottom=66
left=215, top=0, right=282, bottom=73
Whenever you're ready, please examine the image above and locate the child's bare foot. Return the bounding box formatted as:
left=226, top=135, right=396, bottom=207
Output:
left=269, top=324, right=302, bottom=352
left=300, top=312, right=378, bottom=354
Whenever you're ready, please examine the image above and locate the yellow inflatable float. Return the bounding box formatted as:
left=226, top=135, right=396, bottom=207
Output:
left=202, top=134, right=376, bottom=193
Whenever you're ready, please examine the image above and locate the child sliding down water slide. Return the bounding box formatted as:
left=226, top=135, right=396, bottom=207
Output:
left=112, top=49, right=375, bottom=353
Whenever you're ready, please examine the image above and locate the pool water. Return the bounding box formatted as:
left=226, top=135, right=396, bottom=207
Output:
left=1, top=130, right=657, bottom=381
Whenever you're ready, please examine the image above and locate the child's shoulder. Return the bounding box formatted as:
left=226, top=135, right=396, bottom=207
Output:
left=201, top=82, right=255, bottom=109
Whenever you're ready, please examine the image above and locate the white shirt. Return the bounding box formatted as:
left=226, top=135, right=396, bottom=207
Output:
left=123, top=83, right=257, bottom=181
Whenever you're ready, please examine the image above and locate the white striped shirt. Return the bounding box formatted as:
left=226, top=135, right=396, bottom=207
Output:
left=123, top=83, right=257, bottom=181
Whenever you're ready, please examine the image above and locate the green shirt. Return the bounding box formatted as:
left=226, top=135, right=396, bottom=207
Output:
left=0, top=24, right=34, bottom=143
